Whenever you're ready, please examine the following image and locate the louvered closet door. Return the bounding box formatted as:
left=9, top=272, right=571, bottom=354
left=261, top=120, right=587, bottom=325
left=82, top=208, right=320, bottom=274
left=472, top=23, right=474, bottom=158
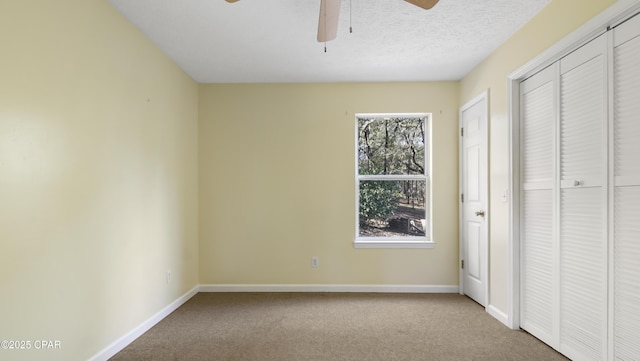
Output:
left=558, top=34, right=608, bottom=361
left=519, top=65, right=557, bottom=348
left=613, top=14, right=640, bottom=361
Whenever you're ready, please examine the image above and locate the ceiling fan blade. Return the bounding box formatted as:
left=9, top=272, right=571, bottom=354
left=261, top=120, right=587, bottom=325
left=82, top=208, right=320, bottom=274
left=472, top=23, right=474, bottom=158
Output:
left=317, top=0, right=340, bottom=42
left=404, top=0, right=439, bottom=10
left=225, top=0, right=240, bottom=3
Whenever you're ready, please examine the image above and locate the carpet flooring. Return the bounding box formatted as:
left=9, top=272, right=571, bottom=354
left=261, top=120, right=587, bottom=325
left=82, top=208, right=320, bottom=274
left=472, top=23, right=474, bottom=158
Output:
left=110, top=292, right=568, bottom=361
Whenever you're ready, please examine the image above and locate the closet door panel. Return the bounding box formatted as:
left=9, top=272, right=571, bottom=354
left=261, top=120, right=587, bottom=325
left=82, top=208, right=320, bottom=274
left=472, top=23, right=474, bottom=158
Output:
left=522, top=69, right=555, bottom=188
left=614, top=188, right=640, bottom=360
left=613, top=14, right=640, bottom=360
left=614, top=16, right=640, bottom=185
left=520, top=65, right=557, bottom=347
left=559, top=34, right=607, bottom=361
left=559, top=188, right=607, bottom=360
left=521, top=189, right=554, bottom=344
left=560, top=37, right=606, bottom=187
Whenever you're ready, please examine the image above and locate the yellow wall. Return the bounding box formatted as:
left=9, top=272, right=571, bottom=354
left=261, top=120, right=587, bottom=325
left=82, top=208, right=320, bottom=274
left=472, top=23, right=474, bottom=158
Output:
left=199, top=83, right=460, bottom=286
left=460, top=0, right=616, bottom=314
left=0, top=1, right=199, bottom=360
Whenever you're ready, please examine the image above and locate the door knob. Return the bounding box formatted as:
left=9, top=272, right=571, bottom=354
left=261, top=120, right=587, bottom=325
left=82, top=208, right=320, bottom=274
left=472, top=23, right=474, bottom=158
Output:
left=475, top=210, right=485, bottom=217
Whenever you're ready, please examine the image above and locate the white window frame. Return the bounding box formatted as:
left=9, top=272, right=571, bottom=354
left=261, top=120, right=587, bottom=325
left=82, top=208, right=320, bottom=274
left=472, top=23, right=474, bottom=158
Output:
left=354, top=112, right=434, bottom=249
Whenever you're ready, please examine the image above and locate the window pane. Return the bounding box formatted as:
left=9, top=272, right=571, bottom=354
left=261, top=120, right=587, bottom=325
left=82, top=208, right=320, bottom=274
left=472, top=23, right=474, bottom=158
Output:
left=358, top=117, right=426, bottom=175
left=358, top=180, right=427, bottom=237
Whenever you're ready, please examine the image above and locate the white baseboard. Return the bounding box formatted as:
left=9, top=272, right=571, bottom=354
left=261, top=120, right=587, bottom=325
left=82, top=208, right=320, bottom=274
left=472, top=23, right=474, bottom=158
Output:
left=486, top=304, right=511, bottom=328
left=89, top=285, right=199, bottom=361
left=199, top=284, right=459, bottom=293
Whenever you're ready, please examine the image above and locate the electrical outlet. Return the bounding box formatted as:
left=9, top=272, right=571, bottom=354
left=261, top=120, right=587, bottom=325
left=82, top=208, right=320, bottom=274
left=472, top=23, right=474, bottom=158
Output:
left=311, top=257, right=319, bottom=268
left=166, top=270, right=172, bottom=284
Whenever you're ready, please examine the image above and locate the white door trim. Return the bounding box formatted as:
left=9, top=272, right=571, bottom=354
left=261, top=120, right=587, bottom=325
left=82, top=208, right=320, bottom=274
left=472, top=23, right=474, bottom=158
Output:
left=507, top=0, right=640, bottom=330
left=459, top=89, right=489, bottom=306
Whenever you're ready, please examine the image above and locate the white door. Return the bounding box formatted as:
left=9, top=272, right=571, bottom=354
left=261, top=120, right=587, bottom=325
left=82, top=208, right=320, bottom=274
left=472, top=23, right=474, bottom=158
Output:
left=460, top=91, right=488, bottom=307
left=613, top=14, right=640, bottom=360
left=519, top=33, right=608, bottom=360
left=519, top=64, right=558, bottom=348
left=558, top=34, right=608, bottom=361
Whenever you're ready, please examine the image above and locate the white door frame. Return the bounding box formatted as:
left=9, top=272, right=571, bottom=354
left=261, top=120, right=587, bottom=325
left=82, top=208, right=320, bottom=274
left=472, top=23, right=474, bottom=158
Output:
left=507, top=0, right=640, bottom=330
left=459, top=89, right=489, bottom=306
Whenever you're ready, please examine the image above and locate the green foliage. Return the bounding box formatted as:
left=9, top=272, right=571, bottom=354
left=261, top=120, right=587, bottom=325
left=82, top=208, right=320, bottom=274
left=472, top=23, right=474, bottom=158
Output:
left=359, top=181, right=403, bottom=225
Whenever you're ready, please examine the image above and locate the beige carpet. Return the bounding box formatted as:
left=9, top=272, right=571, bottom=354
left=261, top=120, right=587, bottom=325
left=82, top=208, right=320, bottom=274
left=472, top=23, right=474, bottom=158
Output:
left=110, top=292, right=567, bottom=361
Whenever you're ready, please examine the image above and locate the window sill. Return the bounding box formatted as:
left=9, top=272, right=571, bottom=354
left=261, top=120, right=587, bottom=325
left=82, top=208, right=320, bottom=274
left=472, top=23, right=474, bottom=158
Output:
left=354, top=238, right=435, bottom=249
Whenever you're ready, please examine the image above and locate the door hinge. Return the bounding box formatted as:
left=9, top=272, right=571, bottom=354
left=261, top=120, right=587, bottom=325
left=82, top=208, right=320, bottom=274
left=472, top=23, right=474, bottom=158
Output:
left=461, top=193, right=464, bottom=203
left=461, top=260, right=465, bottom=269
left=461, top=128, right=464, bottom=136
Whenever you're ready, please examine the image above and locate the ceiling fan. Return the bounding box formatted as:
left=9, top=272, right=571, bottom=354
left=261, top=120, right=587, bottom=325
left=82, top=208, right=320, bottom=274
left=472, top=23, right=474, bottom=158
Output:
left=224, top=0, right=439, bottom=43
left=317, top=0, right=439, bottom=42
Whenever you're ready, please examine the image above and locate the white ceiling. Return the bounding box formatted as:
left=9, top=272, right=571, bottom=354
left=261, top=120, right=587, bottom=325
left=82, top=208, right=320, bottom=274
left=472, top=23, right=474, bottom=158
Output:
left=107, top=0, right=551, bottom=83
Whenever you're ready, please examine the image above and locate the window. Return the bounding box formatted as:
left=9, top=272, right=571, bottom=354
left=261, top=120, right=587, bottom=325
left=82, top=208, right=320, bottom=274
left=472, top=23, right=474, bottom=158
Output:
left=355, top=113, right=432, bottom=248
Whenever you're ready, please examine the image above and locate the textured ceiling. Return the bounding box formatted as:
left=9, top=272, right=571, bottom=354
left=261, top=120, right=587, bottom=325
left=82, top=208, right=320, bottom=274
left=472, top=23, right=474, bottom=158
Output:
left=107, top=0, right=551, bottom=83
